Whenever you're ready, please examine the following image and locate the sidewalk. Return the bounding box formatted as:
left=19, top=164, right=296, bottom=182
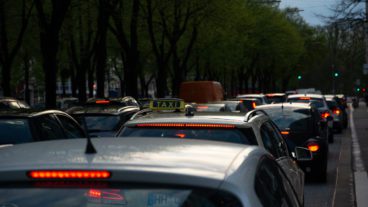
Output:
left=332, top=115, right=355, bottom=206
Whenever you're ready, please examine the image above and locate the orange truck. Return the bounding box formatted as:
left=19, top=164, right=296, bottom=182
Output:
left=179, top=81, right=224, bottom=103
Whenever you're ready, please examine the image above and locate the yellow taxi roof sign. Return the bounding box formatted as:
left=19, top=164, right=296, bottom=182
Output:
left=149, top=99, right=185, bottom=111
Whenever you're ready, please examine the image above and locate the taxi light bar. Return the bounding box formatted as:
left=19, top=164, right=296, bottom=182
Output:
left=96, top=100, right=110, bottom=104
left=307, top=143, right=319, bottom=152
left=136, top=123, right=236, bottom=128
left=28, top=170, right=111, bottom=179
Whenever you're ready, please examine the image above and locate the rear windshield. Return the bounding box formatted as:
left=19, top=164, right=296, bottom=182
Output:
left=0, top=187, right=242, bottom=207
left=0, top=119, right=32, bottom=144
left=119, top=127, right=255, bottom=145
left=76, top=115, right=121, bottom=131
left=287, top=98, right=324, bottom=108
left=266, top=96, right=285, bottom=104
left=262, top=109, right=311, bottom=131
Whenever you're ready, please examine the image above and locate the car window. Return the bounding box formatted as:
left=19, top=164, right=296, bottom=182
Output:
left=260, top=122, right=286, bottom=158
left=255, top=157, right=299, bottom=207
left=0, top=119, right=33, bottom=144
left=57, top=115, right=85, bottom=138
left=287, top=98, right=325, bottom=108
left=120, top=127, right=255, bottom=145
left=264, top=108, right=311, bottom=132
left=37, top=115, right=65, bottom=140
left=82, top=115, right=121, bottom=131
left=0, top=187, right=242, bottom=207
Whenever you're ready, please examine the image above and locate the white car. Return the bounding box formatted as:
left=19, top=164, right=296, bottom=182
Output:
left=0, top=138, right=304, bottom=206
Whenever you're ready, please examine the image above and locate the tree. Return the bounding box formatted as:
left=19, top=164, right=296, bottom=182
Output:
left=0, top=0, right=33, bottom=96
left=35, top=0, right=71, bottom=108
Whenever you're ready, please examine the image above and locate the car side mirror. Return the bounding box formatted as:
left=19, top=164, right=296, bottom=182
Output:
left=294, top=147, right=313, bottom=161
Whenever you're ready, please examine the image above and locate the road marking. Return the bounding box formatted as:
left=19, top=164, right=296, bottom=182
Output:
left=350, top=105, right=368, bottom=207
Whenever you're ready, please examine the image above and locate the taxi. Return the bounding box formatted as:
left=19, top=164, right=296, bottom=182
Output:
left=117, top=99, right=311, bottom=203
left=0, top=137, right=303, bottom=207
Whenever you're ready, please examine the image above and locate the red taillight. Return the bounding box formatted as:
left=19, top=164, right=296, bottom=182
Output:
left=281, top=131, right=290, bottom=135
left=196, top=105, right=209, bottom=109
left=176, top=133, right=186, bottom=138
left=96, top=100, right=110, bottom=104
left=252, top=102, right=257, bottom=109
left=333, top=109, right=341, bottom=115
left=136, top=123, right=235, bottom=128
left=28, top=170, right=111, bottom=179
left=299, top=97, right=311, bottom=100
left=307, top=143, right=320, bottom=152
left=321, top=112, right=330, bottom=119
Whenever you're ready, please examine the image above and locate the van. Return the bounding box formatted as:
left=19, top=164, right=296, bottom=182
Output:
left=179, top=81, right=224, bottom=103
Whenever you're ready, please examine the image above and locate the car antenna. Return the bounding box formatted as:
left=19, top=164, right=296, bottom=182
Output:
left=82, top=109, right=97, bottom=154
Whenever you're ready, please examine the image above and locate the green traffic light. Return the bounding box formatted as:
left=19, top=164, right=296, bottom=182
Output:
left=357, top=88, right=361, bottom=92
left=334, top=72, right=339, bottom=77
left=297, top=75, right=302, bottom=80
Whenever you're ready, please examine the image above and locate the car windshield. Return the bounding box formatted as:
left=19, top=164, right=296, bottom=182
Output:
left=119, top=127, right=254, bottom=145
left=196, top=104, right=225, bottom=112
left=0, top=187, right=241, bottom=207
left=82, top=115, right=121, bottom=131
left=0, top=119, right=32, bottom=144
left=262, top=109, right=311, bottom=132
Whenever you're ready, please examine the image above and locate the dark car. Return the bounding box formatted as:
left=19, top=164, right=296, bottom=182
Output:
left=67, top=98, right=140, bottom=137
left=0, top=109, right=86, bottom=145
left=0, top=97, right=30, bottom=109
left=286, top=94, right=334, bottom=143
left=325, top=94, right=348, bottom=129
left=256, top=103, right=329, bottom=181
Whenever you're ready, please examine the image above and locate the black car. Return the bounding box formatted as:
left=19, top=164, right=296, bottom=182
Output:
left=325, top=94, right=348, bottom=129
left=67, top=98, right=140, bottom=137
left=286, top=94, right=334, bottom=143
left=256, top=103, right=329, bottom=181
left=0, top=109, right=86, bottom=145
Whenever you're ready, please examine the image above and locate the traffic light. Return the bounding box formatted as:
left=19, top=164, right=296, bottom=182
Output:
left=297, top=75, right=302, bottom=80
left=363, top=88, right=366, bottom=92
left=357, top=87, right=361, bottom=92
left=334, top=72, right=339, bottom=77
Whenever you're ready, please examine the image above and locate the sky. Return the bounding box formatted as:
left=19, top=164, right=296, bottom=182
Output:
left=279, top=0, right=343, bottom=26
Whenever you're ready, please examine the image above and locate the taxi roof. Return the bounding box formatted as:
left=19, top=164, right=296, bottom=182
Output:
left=0, top=138, right=264, bottom=189
left=256, top=102, right=312, bottom=110
left=125, top=112, right=251, bottom=126
left=68, top=105, right=139, bottom=115
left=0, top=109, right=68, bottom=118
left=287, top=93, right=324, bottom=99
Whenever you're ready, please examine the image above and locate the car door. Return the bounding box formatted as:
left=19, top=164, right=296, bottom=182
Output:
left=55, top=114, right=86, bottom=138
left=255, top=156, right=302, bottom=207
left=260, top=121, right=304, bottom=202
left=34, top=114, right=65, bottom=141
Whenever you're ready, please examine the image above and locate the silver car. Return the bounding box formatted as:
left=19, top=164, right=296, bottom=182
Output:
left=0, top=138, right=304, bottom=206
